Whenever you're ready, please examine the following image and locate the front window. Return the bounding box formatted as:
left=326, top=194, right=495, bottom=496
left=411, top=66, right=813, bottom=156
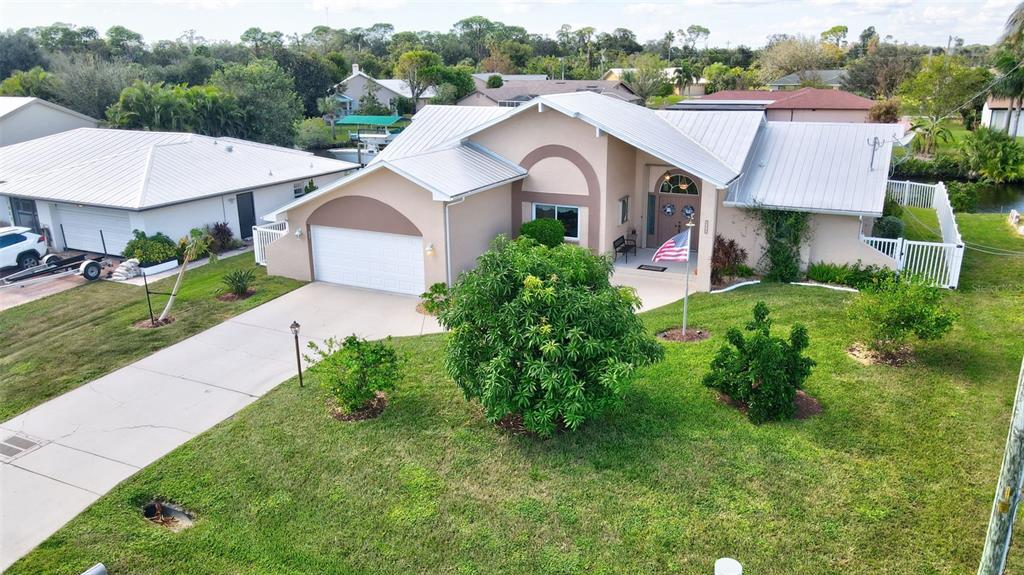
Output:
left=533, top=203, right=579, bottom=239
left=619, top=196, right=630, bottom=224
left=659, top=173, right=698, bottom=195
left=293, top=182, right=305, bottom=198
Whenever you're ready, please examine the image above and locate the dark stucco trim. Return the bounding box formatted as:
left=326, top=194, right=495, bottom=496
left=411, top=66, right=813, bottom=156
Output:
left=512, top=144, right=601, bottom=246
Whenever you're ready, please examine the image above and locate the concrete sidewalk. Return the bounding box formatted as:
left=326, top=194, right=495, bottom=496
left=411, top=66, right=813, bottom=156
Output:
left=0, top=282, right=441, bottom=570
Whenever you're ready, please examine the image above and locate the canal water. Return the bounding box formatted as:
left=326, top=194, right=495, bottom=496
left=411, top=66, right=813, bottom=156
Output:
left=976, top=182, right=1024, bottom=213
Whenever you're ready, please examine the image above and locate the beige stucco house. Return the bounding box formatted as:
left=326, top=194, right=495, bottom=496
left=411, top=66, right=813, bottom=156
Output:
left=259, top=92, right=902, bottom=296
left=602, top=68, right=708, bottom=97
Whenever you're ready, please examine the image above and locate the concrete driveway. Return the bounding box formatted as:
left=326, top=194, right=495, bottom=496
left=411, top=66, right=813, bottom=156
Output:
left=0, top=282, right=440, bottom=570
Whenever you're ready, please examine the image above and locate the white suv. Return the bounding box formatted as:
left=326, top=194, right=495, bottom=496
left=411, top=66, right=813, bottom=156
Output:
left=0, top=226, right=47, bottom=270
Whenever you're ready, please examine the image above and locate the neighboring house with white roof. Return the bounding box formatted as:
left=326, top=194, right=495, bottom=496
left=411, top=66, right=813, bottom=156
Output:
left=0, top=128, right=357, bottom=254
left=256, top=91, right=904, bottom=296
left=331, top=64, right=436, bottom=115
left=768, top=69, right=847, bottom=91
left=471, top=73, right=548, bottom=88
left=602, top=68, right=708, bottom=96
left=0, top=97, right=99, bottom=146
left=457, top=79, right=641, bottom=107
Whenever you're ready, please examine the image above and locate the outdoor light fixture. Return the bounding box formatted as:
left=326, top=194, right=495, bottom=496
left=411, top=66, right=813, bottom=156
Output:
left=294, top=228, right=303, bottom=238
left=290, top=320, right=303, bottom=387
left=424, top=243, right=435, bottom=257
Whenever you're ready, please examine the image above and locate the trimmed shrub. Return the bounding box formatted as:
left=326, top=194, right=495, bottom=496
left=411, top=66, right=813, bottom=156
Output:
left=123, top=230, right=178, bottom=266
left=806, top=261, right=896, bottom=289
left=848, top=274, right=957, bottom=357
left=519, top=218, right=566, bottom=248
left=437, top=236, right=664, bottom=437
left=205, top=222, right=237, bottom=253
left=883, top=195, right=904, bottom=218
left=873, top=215, right=905, bottom=239
left=305, top=335, right=402, bottom=414
left=947, top=181, right=981, bottom=213
left=221, top=268, right=255, bottom=296
left=867, top=97, right=900, bottom=123
left=711, top=234, right=750, bottom=284
left=703, top=302, right=815, bottom=423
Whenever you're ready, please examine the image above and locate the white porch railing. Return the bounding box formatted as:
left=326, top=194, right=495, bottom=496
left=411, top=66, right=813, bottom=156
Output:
left=860, top=180, right=965, bottom=289
left=253, top=221, right=288, bottom=266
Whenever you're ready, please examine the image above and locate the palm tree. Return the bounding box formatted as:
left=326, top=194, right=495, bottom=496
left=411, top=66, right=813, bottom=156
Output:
left=672, top=61, right=697, bottom=97
left=1003, top=1, right=1024, bottom=45
left=318, top=96, right=339, bottom=141
left=157, top=228, right=214, bottom=323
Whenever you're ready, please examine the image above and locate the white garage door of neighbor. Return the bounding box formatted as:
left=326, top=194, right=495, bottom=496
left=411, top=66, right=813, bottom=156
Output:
left=54, top=204, right=133, bottom=255
left=311, top=225, right=426, bottom=295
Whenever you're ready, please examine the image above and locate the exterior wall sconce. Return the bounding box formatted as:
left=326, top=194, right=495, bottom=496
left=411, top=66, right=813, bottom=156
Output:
left=424, top=243, right=435, bottom=257
left=294, top=228, right=303, bottom=238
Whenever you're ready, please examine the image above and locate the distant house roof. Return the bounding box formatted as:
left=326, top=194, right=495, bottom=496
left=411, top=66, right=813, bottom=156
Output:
left=602, top=67, right=708, bottom=83
left=335, top=114, right=402, bottom=126
left=0, top=96, right=98, bottom=123
left=333, top=68, right=437, bottom=100
left=459, top=80, right=641, bottom=105
left=699, top=88, right=874, bottom=110
left=768, top=69, right=847, bottom=88
left=986, top=97, right=1014, bottom=110
left=0, top=128, right=357, bottom=210
left=471, top=73, right=548, bottom=82
left=726, top=121, right=905, bottom=216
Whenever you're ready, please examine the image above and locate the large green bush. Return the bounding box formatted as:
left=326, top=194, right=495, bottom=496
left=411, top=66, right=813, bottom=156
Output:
left=890, top=154, right=970, bottom=181
left=872, top=215, right=905, bottom=239
left=849, top=274, right=957, bottom=357
left=946, top=181, right=981, bottom=213
left=703, top=302, right=815, bottom=423
left=305, top=335, right=402, bottom=413
left=437, top=236, right=664, bottom=437
left=519, top=218, right=566, bottom=248
left=122, top=230, right=178, bottom=266
left=959, top=126, right=1024, bottom=184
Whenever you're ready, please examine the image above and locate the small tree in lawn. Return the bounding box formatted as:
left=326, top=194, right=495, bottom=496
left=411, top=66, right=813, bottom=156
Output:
left=157, top=228, right=214, bottom=323
left=437, top=235, right=664, bottom=437
left=848, top=274, right=956, bottom=360
left=305, top=335, right=401, bottom=414
left=703, top=301, right=815, bottom=423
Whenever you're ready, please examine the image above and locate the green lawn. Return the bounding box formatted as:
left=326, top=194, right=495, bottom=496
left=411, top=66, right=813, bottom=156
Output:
left=0, top=253, right=304, bottom=420
left=8, top=218, right=1024, bottom=574
left=900, top=206, right=943, bottom=242
left=957, top=213, right=1024, bottom=291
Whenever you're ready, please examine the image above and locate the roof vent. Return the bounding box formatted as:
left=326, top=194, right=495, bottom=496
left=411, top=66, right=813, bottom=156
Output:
left=268, top=170, right=273, bottom=176
left=225, top=144, right=233, bottom=152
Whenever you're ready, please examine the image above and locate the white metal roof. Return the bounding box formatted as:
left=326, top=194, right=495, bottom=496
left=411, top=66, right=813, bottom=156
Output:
left=0, top=128, right=357, bottom=210
left=725, top=122, right=905, bottom=216
left=386, top=143, right=526, bottom=200
left=468, top=91, right=739, bottom=187
left=374, top=79, right=437, bottom=99
left=375, top=105, right=512, bottom=161
left=0, top=97, right=99, bottom=124
left=655, top=110, right=764, bottom=173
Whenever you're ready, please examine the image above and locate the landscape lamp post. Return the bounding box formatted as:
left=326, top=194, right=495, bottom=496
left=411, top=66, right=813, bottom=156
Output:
left=290, top=320, right=303, bottom=387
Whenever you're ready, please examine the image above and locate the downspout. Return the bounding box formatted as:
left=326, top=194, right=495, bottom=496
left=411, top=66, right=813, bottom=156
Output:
left=443, top=196, right=466, bottom=286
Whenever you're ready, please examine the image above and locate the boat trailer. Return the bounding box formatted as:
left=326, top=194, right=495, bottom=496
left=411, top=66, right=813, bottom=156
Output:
left=1, top=254, right=104, bottom=288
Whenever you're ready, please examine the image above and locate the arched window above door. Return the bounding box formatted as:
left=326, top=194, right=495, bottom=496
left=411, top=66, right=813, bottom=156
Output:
left=659, top=173, right=699, bottom=195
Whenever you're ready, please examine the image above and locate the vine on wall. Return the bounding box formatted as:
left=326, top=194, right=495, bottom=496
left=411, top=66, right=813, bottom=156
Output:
left=753, top=209, right=810, bottom=282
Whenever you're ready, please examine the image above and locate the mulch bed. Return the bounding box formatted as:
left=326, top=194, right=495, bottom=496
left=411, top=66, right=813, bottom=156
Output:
left=716, top=390, right=822, bottom=420
left=132, top=316, right=175, bottom=329
left=847, top=343, right=914, bottom=367
left=329, top=392, right=388, bottom=421
left=495, top=413, right=533, bottom=436
left=217, top=290, right=255, bottom=302
left=657, top=327, right=710, bottom=342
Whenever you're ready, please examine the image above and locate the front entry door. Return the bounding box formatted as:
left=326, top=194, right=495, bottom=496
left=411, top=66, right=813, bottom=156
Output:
left=236, top=192, right=256, bottom=239
left=654, top=172, right=701, bottom=250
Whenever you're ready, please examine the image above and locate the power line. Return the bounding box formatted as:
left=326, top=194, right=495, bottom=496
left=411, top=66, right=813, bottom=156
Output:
left=900, top=206, right=1024, bottom=256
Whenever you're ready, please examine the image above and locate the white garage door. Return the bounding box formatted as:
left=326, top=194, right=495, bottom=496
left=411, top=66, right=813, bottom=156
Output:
left=54, top=204, right=133, bottom=255
left=311, top=225, right=426, bottom=295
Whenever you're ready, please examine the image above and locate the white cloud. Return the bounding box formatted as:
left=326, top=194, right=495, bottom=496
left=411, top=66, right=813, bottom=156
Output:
left=623, top=2, right=680, bottom=15
left=153, top=0, right=240, bottom=10
left=307, top=0, right=406, bottom=12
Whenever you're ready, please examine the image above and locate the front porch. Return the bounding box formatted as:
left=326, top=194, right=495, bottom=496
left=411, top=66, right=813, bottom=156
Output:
left=612, top=247, right=698, bottom=275
left=611, top=247, right=701, bottom=311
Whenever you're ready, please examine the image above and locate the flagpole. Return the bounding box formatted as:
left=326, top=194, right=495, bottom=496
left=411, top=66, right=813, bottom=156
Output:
left=682, top=219, right=695, bottom=334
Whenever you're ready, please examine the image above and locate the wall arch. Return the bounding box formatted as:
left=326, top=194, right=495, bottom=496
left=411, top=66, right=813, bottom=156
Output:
left=307, top=195, right=422, bottom=236
left=512, top=144, right=601, bottom=246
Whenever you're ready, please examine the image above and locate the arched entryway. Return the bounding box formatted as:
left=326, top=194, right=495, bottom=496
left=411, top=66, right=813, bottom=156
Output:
left=306, top=195, right=426, bottom=295
left=647, top=169, right=701, bottom=250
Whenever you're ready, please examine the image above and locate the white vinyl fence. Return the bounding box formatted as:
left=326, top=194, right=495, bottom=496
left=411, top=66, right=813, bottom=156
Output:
left=861, top=180, right=965, bottom=289
left=253, top=221, right=288, bottom=266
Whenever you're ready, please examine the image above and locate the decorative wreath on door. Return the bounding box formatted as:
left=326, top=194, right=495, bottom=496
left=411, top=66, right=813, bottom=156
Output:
left=662, top=203, right=675, bottom=216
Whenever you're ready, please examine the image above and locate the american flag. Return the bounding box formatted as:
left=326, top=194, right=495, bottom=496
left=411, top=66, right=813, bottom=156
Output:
left=653, top=230, right=691, bottom=262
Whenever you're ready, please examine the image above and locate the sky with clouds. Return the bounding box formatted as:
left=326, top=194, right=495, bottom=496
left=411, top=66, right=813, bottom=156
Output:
left=0, top=0, right=1014, bottom=49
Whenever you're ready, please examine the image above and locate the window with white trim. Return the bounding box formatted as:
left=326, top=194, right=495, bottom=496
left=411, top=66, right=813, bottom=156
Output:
left=293, top=182, right=305, bottom=198
left=619, top=195, right=629, bottom=224
left=533, top=203, right=579, bottom=239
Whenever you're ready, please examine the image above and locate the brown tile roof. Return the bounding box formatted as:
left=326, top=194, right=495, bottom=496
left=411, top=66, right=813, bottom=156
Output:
left=700, top=87, right=875, bottom=110
left=987, top=96, right=1012, bottom=109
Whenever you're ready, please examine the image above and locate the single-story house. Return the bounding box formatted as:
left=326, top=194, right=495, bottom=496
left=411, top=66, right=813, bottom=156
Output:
left=681, top=88, right=875, bottom=123
left=602, top=67, right=708, bottom=97
left=331, top=64, right=436, bottom=115
left=981, top=97, right=1023, bottom=135
left=457, top=80, right=641, bottom=108
left=257, top=91, right=902, bottom=296
left=768, top=69, right=846, bottom=91
left=0, top=97, right=99, bottom=146
left=471, top=73, right=548, bottom=88
left=0, top=128, right=357, bottom=255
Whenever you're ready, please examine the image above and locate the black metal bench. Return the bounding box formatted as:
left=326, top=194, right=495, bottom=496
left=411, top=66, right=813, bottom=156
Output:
left=612, top=235, right=636, bottom=262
